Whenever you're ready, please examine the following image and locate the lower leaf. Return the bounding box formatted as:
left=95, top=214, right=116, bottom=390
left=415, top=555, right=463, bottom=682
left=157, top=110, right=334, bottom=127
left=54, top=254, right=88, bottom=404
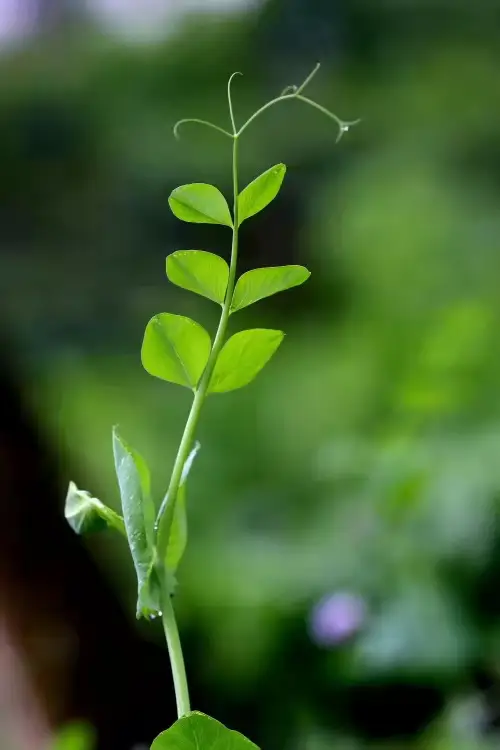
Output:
left=150, top=712, right=259, bottom=750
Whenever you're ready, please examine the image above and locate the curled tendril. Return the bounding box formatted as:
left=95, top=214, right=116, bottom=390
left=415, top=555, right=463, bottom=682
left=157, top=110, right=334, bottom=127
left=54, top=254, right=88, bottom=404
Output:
left=173, top=118, right=233, bottom=140
left=227, top=71, right=243, bottom=134
left=172, top=62, right=360, bottom=145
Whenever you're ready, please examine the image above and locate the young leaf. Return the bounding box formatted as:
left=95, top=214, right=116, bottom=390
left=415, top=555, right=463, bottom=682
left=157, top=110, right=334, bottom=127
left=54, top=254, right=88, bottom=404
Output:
left=150, top=712, right=259, bottom=750
left=141, top=313, right=211, bottom=390
left=231, top=265, right=310, bottom=312
left=167, top=250, right=229, bottom=305
left=112, top=428, right=159, bottom=618
left=65, top=481, right=126, bottom=536
left=165, top=442, right=201, bottom=574
left=209, top=329, right=284, bottom=393
left=169, top=183, right=233, bottom=227
left=237, top=163, right=286, bottom=225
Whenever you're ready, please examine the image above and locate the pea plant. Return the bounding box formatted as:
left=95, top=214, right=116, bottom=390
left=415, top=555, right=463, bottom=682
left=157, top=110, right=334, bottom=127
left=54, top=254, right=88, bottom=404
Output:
left=64, top=63, right=357, bottom=750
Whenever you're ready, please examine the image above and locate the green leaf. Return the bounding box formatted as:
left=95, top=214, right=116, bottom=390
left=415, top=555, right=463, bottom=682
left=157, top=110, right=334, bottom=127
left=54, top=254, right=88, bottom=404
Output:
left=231, top=265, right=310, bottom=312
left=209, top=329, right=284, bottom=393
left=166, top=441, right=201, bottom=574
left=141, top=313, right=211, bottom=390
left=237, top=163, right=286, bottom=225
left=64, top=481, right=126, bottom=536
left=169, top=183, right=233, bottom=227
left=150, top=712, right=259, bottom=750
left=51, top=722, right=95, bottom=750
left=167, top=251, right=229, bottom=305
left=112, top=428, right=159, bottom=618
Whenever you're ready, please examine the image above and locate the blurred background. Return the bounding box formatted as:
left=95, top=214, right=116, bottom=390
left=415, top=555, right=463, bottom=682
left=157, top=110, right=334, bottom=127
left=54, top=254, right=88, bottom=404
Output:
left=2, top=0, right=500, bottom=748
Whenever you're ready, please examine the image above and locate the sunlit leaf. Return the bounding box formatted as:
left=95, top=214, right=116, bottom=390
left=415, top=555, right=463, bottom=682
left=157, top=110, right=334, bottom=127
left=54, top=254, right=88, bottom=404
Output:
left=65, top=481, right=126, bottom=536
left=169, top=183, right=233, bottom=227
left=141, top=313, right=211, bottom=390
left=112, top=428, right=159, bottom=618
left=237, top=163, right=286, bottom=225
left=165, top=441, right=201, bottom=574
left=231, top=265, right=310, bottom=312
left=209, top=329, right=284, bottom=393
left=150, top=712, right=259, bottom=750
left=167, top=250, right=229, bottom=305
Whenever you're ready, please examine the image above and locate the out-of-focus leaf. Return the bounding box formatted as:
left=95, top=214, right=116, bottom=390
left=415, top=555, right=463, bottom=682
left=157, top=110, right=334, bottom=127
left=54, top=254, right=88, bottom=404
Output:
left=51, top=722, right=95, bottom=750
left=354, top=582, right=474, bottom=675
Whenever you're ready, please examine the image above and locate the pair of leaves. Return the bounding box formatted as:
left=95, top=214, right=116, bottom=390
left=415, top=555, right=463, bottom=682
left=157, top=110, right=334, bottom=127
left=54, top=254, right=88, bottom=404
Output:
left=167, top=249, right=310, bottom=311
left=112, top=429, right=200, bottom=617
left=169, top=164, right=286, bottom=228
left=142, top=315, right=284, bottom=394
left=65, top=432, right=199, bottom=619
left=151, top=712, right=258, bottom=750
left=65, top=453, right=162, bottom=619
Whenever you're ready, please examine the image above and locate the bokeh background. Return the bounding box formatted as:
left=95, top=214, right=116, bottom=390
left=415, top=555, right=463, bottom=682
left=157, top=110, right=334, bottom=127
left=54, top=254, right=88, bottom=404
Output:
left=2, top=0, right=500, bottom=748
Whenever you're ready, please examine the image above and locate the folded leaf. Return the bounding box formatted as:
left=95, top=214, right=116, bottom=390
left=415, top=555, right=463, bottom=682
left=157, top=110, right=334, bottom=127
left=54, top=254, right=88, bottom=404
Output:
left=169, top=183, right=233, bottom=227
left=237, top=163, right=286, bottom=225
left=209, top=329, right=284, bottom=393
left=167, top=250, right=229, bottom=305
left=165, top=441, right=201, bottom=574
left=231, top=265, right=310, bottom=312
left=112, top=428, right=159, bottom=618
left=141, top=313, right=211, bottom=390
left=151, top=712, right=259, bottom=750
left=65, top=481, right=126, bottom=536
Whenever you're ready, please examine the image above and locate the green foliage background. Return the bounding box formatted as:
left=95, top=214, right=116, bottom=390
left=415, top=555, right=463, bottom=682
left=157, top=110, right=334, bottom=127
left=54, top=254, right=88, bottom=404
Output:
left=3, top=1, right=500, bottom=747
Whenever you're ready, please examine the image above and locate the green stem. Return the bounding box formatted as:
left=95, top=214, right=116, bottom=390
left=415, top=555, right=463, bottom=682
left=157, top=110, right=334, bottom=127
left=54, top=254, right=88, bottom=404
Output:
left=156, top=134, right=240, bottom=719
left=236, top=92, right=353, bottom=140
left=295, top=95, right=359, bottom=135
left=161, top=586, right=191, bottom=717
left=156, top=134, right=240, bottom=562
left=236, top=93, right=295, bottom=138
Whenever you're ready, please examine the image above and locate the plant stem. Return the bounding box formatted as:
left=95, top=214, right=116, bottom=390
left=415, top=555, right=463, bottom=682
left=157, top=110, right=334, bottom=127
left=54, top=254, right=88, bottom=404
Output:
left=156, top=134, right=240, bottom=719
left=156, top=134, right=240, bottom=562
left=161, top=586, right=191, bottom=717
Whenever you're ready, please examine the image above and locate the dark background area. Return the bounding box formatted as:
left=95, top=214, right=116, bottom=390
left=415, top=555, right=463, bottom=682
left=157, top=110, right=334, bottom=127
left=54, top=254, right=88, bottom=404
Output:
left=2, top=1, right=500, bottom=748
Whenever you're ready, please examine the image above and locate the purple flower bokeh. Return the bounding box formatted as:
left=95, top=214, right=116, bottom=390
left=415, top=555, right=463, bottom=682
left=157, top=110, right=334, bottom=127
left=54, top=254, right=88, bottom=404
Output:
left=309, top=592, right=367, bottom=647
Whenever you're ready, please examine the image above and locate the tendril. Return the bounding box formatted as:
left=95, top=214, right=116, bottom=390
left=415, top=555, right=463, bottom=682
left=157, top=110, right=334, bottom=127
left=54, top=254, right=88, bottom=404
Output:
left=173, top=118, right=234, bottom=140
